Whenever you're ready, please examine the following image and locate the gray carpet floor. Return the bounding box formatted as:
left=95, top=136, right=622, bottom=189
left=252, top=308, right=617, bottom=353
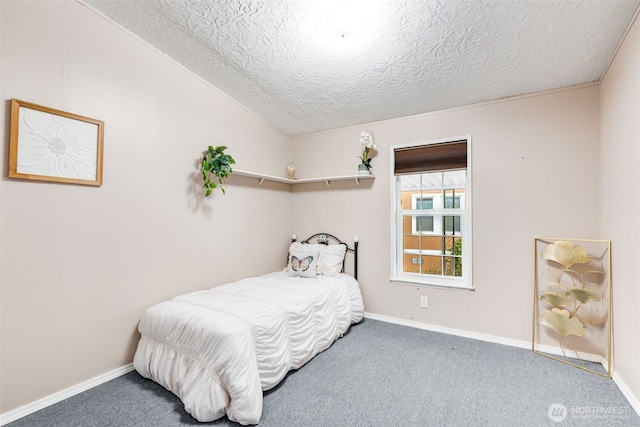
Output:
left=7, top=318, right=640, bottom=426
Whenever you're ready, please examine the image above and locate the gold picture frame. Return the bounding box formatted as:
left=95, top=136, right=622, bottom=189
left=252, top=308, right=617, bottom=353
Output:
left=9, top=98, right=104, bottom=186
left=532, top=237, right=612, bottom=378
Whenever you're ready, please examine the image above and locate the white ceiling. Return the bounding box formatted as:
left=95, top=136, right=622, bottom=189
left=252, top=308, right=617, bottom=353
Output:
left=85, top=0, right=639, bottom=137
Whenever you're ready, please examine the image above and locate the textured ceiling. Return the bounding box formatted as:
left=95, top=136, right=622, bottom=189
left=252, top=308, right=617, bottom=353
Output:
left=85, top=0, right=639, bottom=137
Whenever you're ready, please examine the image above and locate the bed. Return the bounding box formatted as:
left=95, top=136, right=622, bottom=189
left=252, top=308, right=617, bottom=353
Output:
left=132, top=233, right=364, bottom=425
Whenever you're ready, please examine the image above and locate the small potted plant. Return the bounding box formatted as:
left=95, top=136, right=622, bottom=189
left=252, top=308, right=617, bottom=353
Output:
left=201, top=145, right=235, bottom=196
left=357, top=131, right=376, bottom=174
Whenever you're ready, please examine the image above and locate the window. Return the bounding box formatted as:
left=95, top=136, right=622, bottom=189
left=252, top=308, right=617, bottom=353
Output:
left=411, top=194, right=463, bottom=235
left=391, top=137, right=472, bottom=289
left=412, top=196, right=434, bottom=233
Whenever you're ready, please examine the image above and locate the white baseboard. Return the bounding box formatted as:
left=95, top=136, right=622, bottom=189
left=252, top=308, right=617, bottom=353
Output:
left=364, top=312, right=604, bottom=361
left=363, top=312, right=640, bottom=417
left=613, top=371, right=640, bottom=417
left=0, top=364, right=134, bottom=426
left=365, top=311, right=535, bottom=347
left=3, top=316, right=639, bottom=424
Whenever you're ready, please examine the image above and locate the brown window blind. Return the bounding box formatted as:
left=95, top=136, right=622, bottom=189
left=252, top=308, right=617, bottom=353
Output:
left=394, top=140, right=467, bottom=175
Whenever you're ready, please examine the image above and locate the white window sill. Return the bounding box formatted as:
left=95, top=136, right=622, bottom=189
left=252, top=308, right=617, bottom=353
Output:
left=391, top=275, right=474, bottom=291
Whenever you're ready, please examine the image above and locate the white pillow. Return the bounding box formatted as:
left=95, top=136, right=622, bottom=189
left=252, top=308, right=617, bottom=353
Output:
left=287, top=249, right=319, bottom=278
left=287, top=242, right=323, bottom=271
left=318, top=244, right=347, bottom=276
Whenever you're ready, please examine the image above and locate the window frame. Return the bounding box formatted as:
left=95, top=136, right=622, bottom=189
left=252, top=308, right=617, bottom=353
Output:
left=411, top=194, right=464, bottom=235
left=390, top=135, right=473, bottom=290
left=411, top=194, right=435, bottom=234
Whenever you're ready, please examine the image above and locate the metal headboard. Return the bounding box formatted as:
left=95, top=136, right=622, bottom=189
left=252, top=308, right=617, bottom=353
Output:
left=290, top=233, right=359, bottom=279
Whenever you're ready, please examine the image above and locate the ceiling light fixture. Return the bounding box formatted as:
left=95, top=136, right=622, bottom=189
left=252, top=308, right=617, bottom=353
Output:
left=306, top=0, right=381, bottom=52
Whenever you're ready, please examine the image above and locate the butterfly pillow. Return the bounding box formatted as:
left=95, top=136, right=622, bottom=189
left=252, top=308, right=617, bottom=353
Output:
left=287, top=249, right=319, bottom=278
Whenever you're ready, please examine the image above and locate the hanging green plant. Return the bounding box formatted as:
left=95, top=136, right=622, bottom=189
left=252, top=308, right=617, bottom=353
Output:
left=201, top=145, right=235, bottom=196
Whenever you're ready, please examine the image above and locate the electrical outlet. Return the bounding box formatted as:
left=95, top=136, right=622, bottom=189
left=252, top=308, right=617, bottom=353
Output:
left=420, top=296, right=428, bottom=308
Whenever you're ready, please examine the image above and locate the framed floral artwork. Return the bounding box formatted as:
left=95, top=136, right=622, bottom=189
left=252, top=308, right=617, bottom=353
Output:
left=9, top=99, right=104, bottom=186
left=532, top=237, right=612, bottom=378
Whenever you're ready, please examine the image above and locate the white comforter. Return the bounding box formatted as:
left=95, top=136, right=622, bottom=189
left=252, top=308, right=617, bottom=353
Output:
left=133, top=271, right=364, bottom=425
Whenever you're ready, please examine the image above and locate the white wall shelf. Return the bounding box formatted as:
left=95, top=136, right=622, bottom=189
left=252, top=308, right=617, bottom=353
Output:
left=233, top=169, right=375, bottom=187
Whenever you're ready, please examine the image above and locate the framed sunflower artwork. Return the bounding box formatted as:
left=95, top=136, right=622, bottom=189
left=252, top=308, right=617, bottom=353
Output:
left=532, top=237, right=612, bottom=378
left=9, top=98, right=104, bottom=186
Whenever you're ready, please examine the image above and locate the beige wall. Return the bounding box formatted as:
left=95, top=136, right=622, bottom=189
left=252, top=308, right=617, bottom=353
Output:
left=0, top=1, right=292, bottom=414
left=600, top=12, right=640, bottom=409
left=291, top=85, right=601, bottom=341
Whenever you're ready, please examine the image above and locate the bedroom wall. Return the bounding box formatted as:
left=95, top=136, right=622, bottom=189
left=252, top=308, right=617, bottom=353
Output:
left=0, top=0, right=292, bottom=415
left=290, top=84, right=600, bottom=344
left=600, top=10, right=640, bottom=410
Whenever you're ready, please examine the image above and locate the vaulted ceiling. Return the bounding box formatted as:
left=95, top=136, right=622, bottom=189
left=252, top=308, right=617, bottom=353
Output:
left=85, top=0, right=639, bottom=136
